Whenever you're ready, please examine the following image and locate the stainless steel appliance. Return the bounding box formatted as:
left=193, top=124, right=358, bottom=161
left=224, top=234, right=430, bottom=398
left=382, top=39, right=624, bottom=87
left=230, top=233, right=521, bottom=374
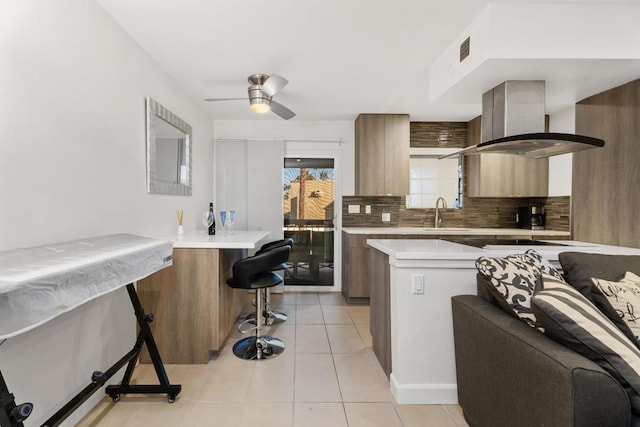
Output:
left=440, top=81, right=605, bottom=159
left=516, top=206, right=546, bottom=230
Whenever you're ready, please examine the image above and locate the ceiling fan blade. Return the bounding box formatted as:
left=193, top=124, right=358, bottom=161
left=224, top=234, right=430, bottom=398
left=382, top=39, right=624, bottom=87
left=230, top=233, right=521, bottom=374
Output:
left=271, top=100, right=296, bottom=120
left=203, top=97, right=247, bottom=102
left=261, top=74, right=289, bottom=97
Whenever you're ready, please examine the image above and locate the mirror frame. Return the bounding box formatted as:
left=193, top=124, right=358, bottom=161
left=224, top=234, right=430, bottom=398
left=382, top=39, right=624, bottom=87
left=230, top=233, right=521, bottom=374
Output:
left=146, top=97, right=193, bottom=196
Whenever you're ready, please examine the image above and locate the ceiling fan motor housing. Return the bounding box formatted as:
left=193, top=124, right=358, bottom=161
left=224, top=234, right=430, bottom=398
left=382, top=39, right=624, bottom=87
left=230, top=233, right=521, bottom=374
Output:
left=248, top=84, right=271, bottom=112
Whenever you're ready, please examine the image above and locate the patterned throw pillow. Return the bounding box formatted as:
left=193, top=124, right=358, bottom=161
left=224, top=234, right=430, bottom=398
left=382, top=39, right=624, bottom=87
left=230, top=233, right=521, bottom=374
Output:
left=475, top=249, right=563, bottom=328
left=532, top=274, right=640, bottom=414
left=592, top=272, right=640, bottom=342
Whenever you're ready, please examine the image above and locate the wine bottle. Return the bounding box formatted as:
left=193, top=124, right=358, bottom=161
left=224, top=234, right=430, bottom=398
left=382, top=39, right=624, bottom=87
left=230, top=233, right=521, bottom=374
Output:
left=208, top=203, right=216, bottom=235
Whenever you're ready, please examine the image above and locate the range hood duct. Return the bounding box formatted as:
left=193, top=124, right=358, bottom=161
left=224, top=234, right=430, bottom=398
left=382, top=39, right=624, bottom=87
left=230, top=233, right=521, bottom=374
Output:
left=442, top=81, right=604, bottom=159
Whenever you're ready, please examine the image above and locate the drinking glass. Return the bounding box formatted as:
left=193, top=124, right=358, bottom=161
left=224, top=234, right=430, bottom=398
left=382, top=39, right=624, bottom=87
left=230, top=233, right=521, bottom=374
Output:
left=202, top=210, right=214, bottom=230
left=227, top=210, right=236, bottom=235
left=220, top=211, right=227, bottom=232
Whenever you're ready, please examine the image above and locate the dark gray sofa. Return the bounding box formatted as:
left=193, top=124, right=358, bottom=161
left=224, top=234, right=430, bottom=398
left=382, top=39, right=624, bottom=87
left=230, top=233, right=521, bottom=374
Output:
left=452, top=290, right=631, bottom=427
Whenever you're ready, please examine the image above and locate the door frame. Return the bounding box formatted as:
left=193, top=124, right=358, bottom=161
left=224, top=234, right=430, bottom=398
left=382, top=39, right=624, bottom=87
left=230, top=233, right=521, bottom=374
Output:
left=283, top=144, right=343, bottom=292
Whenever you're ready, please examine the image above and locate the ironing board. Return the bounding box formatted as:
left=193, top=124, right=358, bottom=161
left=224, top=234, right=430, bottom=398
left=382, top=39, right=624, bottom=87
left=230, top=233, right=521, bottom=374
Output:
left=0, top=234, right=181, bottom=427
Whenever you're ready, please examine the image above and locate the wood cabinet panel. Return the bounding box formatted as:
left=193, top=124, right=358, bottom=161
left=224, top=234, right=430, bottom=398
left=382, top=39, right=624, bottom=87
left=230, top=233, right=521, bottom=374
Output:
left=355, top=114, right=409, bottom=196
left=369, top=248, right=391, bottom=377
left=138, top=248, right=245, bottom=364
left=342, top=233, right=373, bottom=303
left=573, top=79, right=640, bottom=247
left=384, top=115, right=410, bottom=195
left=355, top=115, right=386, bottom=196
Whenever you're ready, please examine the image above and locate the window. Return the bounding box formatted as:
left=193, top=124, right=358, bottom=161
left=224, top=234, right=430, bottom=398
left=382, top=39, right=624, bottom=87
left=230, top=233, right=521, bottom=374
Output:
left=406, top=148, right=462, bottom=209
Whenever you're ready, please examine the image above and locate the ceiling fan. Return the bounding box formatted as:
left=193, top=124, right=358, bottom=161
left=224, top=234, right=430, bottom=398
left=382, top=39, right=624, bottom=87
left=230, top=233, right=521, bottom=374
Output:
left=204, top=73, right=296, bottom=120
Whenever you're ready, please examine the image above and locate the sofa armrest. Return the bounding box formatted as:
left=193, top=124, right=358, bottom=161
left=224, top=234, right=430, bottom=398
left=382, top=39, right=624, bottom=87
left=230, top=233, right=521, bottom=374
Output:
left=452, top=295, right=630, bottom=427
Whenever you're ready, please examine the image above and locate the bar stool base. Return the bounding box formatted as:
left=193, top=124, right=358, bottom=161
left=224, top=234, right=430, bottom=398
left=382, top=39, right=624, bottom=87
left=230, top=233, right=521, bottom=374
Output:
left=246, top=310, right=288, bottom=326
left=232, top=336, right=284, bottom=360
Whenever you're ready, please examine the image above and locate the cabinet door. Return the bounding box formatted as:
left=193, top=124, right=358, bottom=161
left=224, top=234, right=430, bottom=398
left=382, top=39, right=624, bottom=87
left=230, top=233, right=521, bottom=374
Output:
left=345, top=235, right=371, bottom=299
left=355, top=115, right=386, bottom=195
left=512, top=156, right=548, bottom=197
left=384, top=115, right=410, bottom=195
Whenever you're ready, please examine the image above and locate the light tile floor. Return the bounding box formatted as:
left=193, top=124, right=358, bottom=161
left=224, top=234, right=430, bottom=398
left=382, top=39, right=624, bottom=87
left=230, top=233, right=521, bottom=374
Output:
left=78, top=292, right=469, bottom=427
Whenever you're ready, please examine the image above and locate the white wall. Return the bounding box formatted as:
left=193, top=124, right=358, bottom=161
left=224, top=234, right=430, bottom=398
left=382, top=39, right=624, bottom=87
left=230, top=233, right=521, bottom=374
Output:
left=0, top=0, right=213, bottom=424
left=213, top=120, right=355, bottom=195
left=547, top=106, right=575, bottom=197
left=214, top=120, right=354, bottom=291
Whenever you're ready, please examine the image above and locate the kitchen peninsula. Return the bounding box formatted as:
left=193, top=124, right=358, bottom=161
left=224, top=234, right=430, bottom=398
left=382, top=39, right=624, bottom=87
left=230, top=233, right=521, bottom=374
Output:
left=342, top=227, right=569, bottom=303
left=137, top=230, right=269, bottom=364
left=366, top=238, right=640, bottom=405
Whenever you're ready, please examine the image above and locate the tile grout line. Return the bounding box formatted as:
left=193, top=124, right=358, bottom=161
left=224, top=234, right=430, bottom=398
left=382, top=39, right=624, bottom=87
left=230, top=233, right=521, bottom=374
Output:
left=291, top=299, right=298, bottom=427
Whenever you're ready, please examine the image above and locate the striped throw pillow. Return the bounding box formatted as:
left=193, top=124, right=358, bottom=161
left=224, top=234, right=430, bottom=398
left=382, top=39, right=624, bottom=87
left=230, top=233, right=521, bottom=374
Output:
left=532, top=273, right=640, bottom=414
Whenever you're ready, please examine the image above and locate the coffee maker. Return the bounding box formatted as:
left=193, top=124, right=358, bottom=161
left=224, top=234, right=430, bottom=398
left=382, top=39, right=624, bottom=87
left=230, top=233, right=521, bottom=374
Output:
left=516, top=206, right=546, bottom=230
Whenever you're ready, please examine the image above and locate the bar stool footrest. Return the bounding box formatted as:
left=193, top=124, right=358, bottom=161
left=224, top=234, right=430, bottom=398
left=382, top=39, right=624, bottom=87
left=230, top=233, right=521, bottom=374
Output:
left=232, top=336, right=284, bottom=360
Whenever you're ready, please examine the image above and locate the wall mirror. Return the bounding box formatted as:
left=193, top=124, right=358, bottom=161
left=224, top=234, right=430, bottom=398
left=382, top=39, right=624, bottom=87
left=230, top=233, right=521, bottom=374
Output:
left=146, top=97, right=192, bottom=196
left=406, top=147, right=463, bottom=209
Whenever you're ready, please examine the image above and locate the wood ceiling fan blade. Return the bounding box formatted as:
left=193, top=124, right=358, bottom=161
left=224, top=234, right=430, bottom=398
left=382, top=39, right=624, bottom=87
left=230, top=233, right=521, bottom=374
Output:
left=203, top=97, right=248, bottom=101
left=271, top=100, right=296, bottom=120
left=261, top=74, right=288, bottom=97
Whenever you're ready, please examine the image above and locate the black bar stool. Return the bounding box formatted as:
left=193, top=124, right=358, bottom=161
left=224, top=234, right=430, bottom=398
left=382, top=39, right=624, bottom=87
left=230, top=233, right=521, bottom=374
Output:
left=227, top=246, right=291, bottom=360
left=247, top=238, right=293, bottom=326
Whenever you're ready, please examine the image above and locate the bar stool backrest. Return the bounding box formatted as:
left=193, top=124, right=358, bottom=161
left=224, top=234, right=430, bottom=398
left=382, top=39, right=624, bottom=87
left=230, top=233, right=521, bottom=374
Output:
left=256, top=238, right=294, bottom=255
left=229, top=246, right=291, bottom=289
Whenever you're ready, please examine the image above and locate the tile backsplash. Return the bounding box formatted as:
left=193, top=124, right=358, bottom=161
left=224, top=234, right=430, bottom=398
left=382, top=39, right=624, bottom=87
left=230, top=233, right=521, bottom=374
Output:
left=342, top=195, right=570, bottom=231
left=344, top=120, right=570, bottom=232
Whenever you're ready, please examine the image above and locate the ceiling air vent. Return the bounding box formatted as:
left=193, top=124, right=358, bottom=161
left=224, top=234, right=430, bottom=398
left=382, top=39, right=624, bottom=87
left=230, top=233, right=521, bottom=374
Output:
left=459, top=37, right=470, bottom=62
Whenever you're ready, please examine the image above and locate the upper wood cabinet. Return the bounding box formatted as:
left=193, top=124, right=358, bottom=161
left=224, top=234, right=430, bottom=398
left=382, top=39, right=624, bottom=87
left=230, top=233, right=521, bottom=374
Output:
left=355, top=114, right=410, bottom=195
left=466, top=116, right=548, bottom=197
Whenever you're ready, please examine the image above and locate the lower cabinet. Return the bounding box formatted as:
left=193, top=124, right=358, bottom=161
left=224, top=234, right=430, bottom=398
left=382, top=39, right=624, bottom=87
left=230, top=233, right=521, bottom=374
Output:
left=137, top=248, right=246, bottom=364
left=342, top=231, right=569, bottom=303
left=342, top=232, right=436, bottom=303
left=341, top=234, right=372, bottom=303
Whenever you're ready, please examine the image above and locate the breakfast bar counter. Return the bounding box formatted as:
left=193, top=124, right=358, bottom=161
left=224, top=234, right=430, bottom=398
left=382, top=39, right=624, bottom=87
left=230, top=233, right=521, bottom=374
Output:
left=137, top=230, right=270, bottom=364
left=366, top=238, right=640, bottom=405
left=168, top=230, right=271, bottom=249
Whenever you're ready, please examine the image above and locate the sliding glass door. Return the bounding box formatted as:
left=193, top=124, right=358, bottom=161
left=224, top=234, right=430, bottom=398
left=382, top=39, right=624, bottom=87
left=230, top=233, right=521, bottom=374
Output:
left=283, top=158, right=334, bottom=286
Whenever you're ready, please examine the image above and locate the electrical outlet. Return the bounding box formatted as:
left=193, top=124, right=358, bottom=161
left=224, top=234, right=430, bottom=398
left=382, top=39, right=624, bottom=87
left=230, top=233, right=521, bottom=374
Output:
left=365, top=205, right=371, bottom=214
left=348, top=204, right=361, bottom=214
left=412, top=274, right=424, bottom=294
left=382, top=212, right=391, bottom=222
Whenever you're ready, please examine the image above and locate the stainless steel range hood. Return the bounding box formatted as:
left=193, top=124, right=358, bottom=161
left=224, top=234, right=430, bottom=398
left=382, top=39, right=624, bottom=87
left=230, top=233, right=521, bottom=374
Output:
left=442, top=81, right=604, bottom=159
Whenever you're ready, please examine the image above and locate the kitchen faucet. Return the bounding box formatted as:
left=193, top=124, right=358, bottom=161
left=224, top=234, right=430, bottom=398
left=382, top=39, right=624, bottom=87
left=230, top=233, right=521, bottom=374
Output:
left=434, top=197, right=447, bottom=228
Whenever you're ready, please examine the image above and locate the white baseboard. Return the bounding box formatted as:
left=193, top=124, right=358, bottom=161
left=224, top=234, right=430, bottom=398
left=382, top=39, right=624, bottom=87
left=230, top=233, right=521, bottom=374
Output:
left=390, top=374, right=459, bottom=404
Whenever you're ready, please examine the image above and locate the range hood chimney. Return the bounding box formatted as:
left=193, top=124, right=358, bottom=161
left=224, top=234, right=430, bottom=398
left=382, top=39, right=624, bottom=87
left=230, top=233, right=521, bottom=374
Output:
left=442, top=80, right=604, bottom=159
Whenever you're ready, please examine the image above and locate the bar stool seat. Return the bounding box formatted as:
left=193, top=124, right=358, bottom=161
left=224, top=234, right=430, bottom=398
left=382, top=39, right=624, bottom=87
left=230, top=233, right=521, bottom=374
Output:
left=246, top=238, right=293, bottom=326
left=227, top=246, right=290, bottom=360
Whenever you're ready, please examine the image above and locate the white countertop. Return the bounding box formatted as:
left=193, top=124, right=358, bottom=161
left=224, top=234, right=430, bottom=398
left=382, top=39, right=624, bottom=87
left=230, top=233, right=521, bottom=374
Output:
left=367, top=238, right=640, bottom=260
left=160, top=230, right=270, bottom=249
left=342, top=227, right=569, bottom=236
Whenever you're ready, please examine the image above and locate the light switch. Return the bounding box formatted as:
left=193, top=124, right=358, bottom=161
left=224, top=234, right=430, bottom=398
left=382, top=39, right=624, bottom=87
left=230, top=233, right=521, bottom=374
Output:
left=348, top=205, right=361, bottom=214
left=412, top=274, right=424, bottom=294
left=382, top=212, right=391, bottom=222
left=365, top=205, right=371, bottom=214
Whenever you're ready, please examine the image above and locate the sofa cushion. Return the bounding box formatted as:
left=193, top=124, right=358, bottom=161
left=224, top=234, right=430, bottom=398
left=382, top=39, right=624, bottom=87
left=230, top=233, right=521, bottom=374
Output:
left=532, top=273, right=640, bottom=415
left=559, top=252, right=640, bottom=348
left=592, top=272, right=640, bottom=342
left=475, top=250, right=563, bottom=328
